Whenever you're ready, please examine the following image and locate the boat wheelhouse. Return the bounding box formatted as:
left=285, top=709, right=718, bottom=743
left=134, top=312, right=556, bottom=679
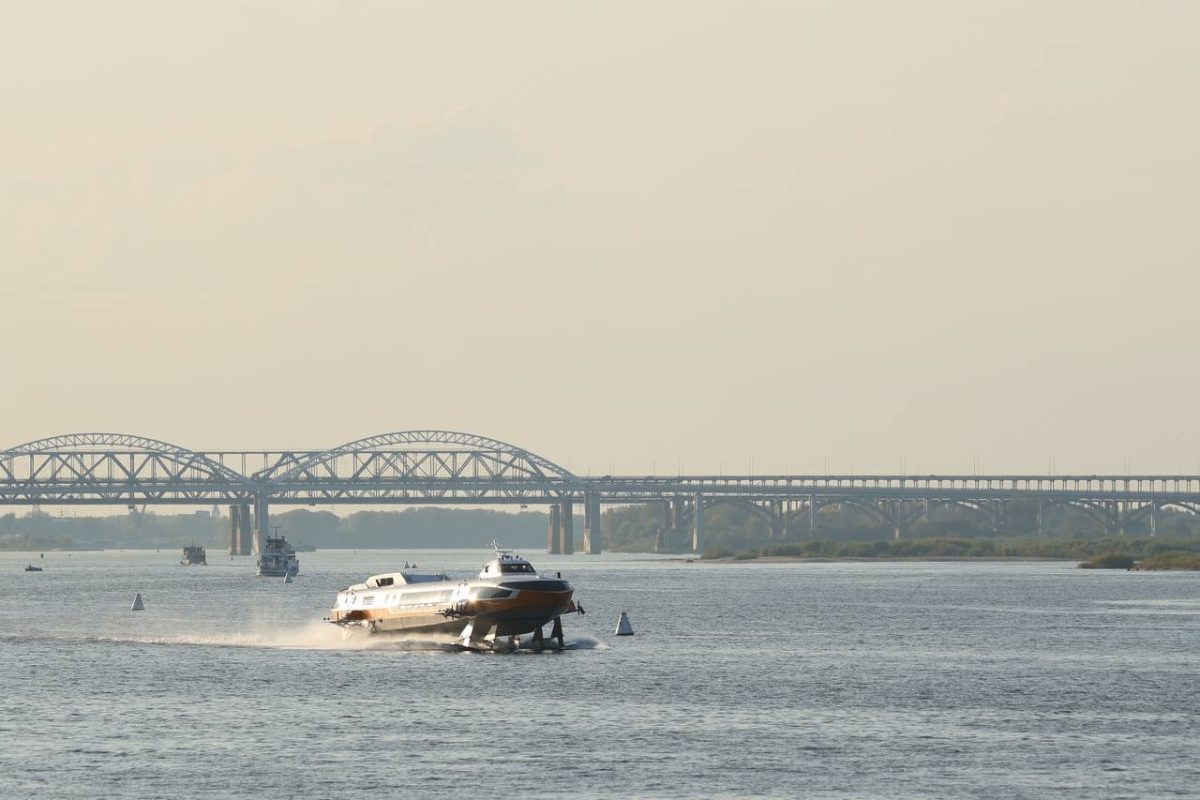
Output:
left=257, top=536, right=299, bottom=577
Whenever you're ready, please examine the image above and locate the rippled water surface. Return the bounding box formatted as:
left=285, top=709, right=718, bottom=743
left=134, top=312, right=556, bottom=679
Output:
left=2, top=549, right=1198, bottom=799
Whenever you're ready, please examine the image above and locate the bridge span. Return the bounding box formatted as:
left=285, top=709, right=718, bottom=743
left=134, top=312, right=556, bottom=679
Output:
left=3, top=431, right=1198, bottom=554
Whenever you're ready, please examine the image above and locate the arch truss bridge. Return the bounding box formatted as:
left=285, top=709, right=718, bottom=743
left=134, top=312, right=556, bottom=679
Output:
left=3, top=431, right=1198, bottom=555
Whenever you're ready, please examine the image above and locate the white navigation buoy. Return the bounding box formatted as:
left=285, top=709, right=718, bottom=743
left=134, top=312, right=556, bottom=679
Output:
left=131, top=593, right=146, bottom=611
left=615, top=611, right=634, bottom=636
left=283, top=572, right=294, bottom=584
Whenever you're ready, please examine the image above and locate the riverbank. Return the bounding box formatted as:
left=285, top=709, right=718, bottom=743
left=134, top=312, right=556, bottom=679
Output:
left=695, top=554, right=1072, bottom=564
left=695, top=553, right=1200, bottom=570
left=1078, top=550, right=1200, bottom=571
left=1134, top=553, right=1200, bottom=571
left=697, top=535, right=1200, bottom=565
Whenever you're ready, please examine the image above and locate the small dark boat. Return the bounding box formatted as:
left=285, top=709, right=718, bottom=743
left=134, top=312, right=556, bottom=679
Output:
left=181, top=545, right=207, bottom=566
left=24, top=565, right=43, bottom=572
left=257, top=536, right=299, bottom=577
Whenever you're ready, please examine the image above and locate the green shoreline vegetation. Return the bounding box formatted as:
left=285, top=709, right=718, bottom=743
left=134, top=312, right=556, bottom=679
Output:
left=1077, top=550, right=1200, bottom=570
left=0, top=507, right=554, bottom=551
left=701, top=536, right=1200, bottom=568
left=7, top=501, right=1200, bottom=569
left=1132, top=552, right=1200, bottom=571
left=603, top=501, right=1200, bottom=569
left=1078, top=551, right=1136, bottom=569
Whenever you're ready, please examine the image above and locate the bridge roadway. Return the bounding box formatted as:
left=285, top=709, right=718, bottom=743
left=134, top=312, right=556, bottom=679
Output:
left=2, top=431, right=1198, bottom=554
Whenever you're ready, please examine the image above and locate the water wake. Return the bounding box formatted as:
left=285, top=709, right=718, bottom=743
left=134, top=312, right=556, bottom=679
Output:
left=2, top=625, right=605, bottom=653
left=109, top=623, right=459, bottom=651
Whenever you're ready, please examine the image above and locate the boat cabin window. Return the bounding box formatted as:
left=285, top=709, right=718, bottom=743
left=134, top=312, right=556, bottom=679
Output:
left=499, top=562, right=535, bottom=574
left=376, top=577, right=394, bottom=587
left=471, top=587, right=515, bottom=600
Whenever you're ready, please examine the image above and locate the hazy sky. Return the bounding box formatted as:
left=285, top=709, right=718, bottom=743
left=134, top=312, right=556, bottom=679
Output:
left=2, top=2, right=1198, bottom=475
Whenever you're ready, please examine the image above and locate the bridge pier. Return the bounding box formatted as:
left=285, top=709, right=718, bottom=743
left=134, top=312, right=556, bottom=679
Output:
left=241, top=504, right=253, bottom=554
left=560, top=500, right=574, bottom=554
left=692, top=493, right=704, bottom=553
left=1150, top=501, right=1159, bottom=538
left=808, top=495, right=817, bottom=536
left=582, top=492, right=603, bottom=554
left=230, top=503, right=252, bottom=555
left=655, top=500, right=672, bottom=553
left=228, top=505, right=236, bottom=555
left=253, top=495, right=269, bottom=555
left=667, top=496, right=687, bottom=552
left=769, top=500, right=784, bottom=540
left=228, top=505, right=239, bottom=555
left=547, top=504, right=562, bottom=554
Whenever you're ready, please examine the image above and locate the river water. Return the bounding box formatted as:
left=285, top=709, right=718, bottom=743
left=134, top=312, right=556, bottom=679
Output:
left=1, top=549, right=1197, bottom=799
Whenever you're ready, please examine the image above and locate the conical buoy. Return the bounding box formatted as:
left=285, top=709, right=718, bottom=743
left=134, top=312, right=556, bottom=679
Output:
left=131, top=593, right=145, bottom=611
left=615, top=611, right=634, bottom=636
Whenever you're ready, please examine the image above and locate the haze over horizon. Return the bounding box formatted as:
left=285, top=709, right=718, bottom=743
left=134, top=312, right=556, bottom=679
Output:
left=3, top=2, right=1198, bottom=475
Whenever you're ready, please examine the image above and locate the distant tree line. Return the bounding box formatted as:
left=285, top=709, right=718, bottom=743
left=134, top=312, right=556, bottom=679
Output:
left=271, top=508, right=550, bottom=549
left=602, top=501, right=1200, bottom=553
left=9, top=500, right=1200, bottom=555
left=738, top=536, right=1200, bottom=562
left=0, top=507, right=551, bottom=551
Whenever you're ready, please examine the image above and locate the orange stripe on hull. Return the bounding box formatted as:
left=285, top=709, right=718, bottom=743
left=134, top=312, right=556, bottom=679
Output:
left=331, top=588, right=573, bottom=637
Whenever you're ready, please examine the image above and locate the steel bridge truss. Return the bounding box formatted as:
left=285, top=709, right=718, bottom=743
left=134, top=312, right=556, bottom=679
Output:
left=4, top=431, right=1200, bottom=552
left=0, top=433, right=253, bottom=505
left=256, top=430, right=581, bottom=502
left=0, top=430, right=587, bottom=506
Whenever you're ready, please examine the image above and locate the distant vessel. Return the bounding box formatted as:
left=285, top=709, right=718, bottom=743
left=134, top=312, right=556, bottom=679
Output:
left=328, top=542, right=582, bottom=650
left=257, top=536, right=299, bottom=577
left=24, top=565, right=43, bottom=572
left=180, top=545, right=207, bottom=566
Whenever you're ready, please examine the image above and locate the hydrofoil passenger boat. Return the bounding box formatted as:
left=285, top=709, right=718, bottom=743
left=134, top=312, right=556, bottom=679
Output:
left=328, top=542, right=582, bottom=650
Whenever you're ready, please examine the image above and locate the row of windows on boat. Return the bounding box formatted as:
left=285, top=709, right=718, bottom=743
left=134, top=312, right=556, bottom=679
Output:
left=482, top=563, right=535, bottom=574
left=352, top=586, right=515, bottom=607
